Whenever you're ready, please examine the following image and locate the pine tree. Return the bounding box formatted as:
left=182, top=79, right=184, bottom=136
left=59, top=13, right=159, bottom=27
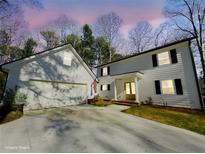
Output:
left=81, top=24, right=96, bottom=67
left=22, top=38, right=37, bottom=57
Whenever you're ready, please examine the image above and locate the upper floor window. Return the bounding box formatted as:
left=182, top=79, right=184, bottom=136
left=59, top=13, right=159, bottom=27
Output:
left=152, top=49, right=178, bottom=67
left=101, top=66, right=110, bottom=76
left=102, top=67, right=108, bottom=76
left=63, top=52, right=72, bottom=66
left=158, top=51, right=170, bottom=66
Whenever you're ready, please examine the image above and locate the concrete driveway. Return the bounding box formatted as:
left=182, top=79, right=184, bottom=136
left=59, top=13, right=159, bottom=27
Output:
left=0, top=104, right=205, bottom=153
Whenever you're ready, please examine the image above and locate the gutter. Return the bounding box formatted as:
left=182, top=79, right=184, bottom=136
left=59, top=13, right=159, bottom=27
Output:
left=188, top=40, right=204, bottom=111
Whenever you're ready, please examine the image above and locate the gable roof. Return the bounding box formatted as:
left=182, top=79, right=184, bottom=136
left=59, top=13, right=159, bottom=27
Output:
left=0, top=43, right=97, bottom=80
left=0, top=43, right=71, bottom=67
left=95, top=36, right=197, bottom=68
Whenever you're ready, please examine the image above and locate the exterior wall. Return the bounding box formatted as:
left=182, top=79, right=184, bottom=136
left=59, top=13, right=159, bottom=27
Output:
left=3, top=46, right=95, bottom=110
left=97, top=42, right=202, bottom=109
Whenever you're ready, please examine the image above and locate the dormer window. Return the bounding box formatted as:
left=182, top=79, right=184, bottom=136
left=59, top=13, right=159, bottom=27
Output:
left=101, top=66, right=110, bottom=76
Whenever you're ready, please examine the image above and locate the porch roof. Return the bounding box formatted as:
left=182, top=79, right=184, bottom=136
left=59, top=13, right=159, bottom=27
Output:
left=111, top=70, right=144, bottom=79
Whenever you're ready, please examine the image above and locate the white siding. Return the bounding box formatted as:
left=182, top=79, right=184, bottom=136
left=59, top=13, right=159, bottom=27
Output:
left=97, top=42, right=202, bottom=109
left=4, top=46, right=95, bottom=110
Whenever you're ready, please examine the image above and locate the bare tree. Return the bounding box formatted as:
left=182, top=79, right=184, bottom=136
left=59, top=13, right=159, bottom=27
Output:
left=51, top=15, right=79, bottom=43
left=128, top=21, right=153, bottom=53
left=0, top=0, right=42, bottom=50
left=94, top=12, right=123, bottom=61
left=0, top=0, right=42, bottom=22
left=153, top=21, right=189, bottom=47
left=164, top=0, right=205, bottom=82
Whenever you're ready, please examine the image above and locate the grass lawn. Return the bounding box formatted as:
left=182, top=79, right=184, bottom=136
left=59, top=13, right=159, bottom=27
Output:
left=123, top=105, right=205, bottom=135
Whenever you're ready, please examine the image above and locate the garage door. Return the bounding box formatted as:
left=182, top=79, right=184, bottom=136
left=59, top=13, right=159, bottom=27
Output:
left=26, top=79, right=88, bottom=109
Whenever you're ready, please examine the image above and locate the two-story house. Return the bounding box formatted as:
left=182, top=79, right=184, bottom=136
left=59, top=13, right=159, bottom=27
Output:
left=96, top=37, right=204, bottom=109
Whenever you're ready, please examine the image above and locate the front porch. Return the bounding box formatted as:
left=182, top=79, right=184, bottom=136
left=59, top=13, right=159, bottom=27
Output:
left=112, top=71, right=144, bottom=103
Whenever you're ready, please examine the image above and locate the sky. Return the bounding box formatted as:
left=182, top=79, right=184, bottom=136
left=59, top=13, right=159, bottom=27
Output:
left=24, top=0, right=166, bottom=37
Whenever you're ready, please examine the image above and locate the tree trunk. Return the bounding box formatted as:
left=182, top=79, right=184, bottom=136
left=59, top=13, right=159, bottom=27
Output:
left=198, top=46, right=205, bottom=83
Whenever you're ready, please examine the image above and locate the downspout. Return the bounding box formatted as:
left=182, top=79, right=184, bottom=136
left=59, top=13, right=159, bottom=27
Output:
left=188, top=40, right=204, bottom=111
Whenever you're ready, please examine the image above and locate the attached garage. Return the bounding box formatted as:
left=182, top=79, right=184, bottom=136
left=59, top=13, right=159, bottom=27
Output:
left=1, top=44, right=97, bottom=110
left=26, top=79, right=88, bottom=109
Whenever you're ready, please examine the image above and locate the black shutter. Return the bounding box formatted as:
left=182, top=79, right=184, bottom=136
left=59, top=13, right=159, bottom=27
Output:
left=155, top=80, right=161, bottom=94
left=107, top=66, right=110, bottom=75
left=175, top=79, right=183, bottom=95
left=107, top=84, right=110, bottom=91
left=100, top=85, right=103, bottom=91
left=100, top=68, right=103, bottom=76
left=170, top=49, right=178, bottom=64
left=152, top=54, right=158, bottom=67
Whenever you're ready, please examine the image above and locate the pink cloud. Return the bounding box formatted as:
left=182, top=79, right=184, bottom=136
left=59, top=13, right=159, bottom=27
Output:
left=24, top=0, right=165, bottom=37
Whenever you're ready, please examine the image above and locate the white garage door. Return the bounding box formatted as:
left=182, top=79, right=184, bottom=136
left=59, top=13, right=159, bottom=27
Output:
left=25, top=79, right=88, bottom=110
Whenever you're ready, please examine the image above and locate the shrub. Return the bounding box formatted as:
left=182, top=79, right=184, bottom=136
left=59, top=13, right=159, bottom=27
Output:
left=0, top=87, right=26, bottom=121
left=15, top=91, right=27, bottom=104
left=94, top=99, right=112, bottom=107
left=145, top=97, right=153, bottom=105
left=0, top=72, right=6, bottom=99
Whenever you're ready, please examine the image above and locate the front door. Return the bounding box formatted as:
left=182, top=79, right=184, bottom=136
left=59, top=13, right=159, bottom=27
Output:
left=125, top=82, right=136, bottom=100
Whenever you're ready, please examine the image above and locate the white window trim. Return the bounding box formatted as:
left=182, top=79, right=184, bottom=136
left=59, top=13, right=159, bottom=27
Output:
left=157, top=51, right=171, bottom=66
left=160, top=79, right=176, bottom=95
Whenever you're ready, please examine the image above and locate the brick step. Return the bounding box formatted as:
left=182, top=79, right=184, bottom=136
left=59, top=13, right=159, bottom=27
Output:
left=113, top=101, right=138, bottom=106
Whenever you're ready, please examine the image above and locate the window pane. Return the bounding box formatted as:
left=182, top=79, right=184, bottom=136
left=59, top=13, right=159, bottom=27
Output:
left=102, top=67, right=108, bottom=76
left=161, top=80, right=175, bottom=94
left=102, top=85, right=107, bottom=91
left=125, top=83, right=130, bottom=94
left=131, top=82, right=136, bottom=94
left=158, top=52, right=170, bottom=65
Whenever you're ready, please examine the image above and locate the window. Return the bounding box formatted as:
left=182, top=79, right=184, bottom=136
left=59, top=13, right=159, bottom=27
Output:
left=102, top=67, right=108, bottom=76
left=101, top=66, right=110, bottom=76
left=101, top=84, right=110, bottom=91
left=125, top=83, right=131, bottom=94
left=158, top=51, right=170, bottom=66
left=63, top=52, right=72, bottom=66
left=161, top=80, right=175, bottom=94
left=131, top=82, right=136, bottom=94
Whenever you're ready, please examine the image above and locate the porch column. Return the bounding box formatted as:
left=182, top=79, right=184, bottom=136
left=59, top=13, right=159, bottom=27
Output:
left=135, top=77, right=139, bottom=102
left=114, top=79, right=117, bottom=100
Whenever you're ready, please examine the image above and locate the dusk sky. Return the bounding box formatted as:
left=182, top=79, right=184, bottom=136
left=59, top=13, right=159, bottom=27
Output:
left=24, top=0, right=166, bottom=37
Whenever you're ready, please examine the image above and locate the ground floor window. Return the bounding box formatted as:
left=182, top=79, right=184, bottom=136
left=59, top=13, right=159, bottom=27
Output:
left=100, top=84, right=110, bottom=91
left=161, top=80, right=175, bottom=94
left=155, top=79, right=183, bottom=95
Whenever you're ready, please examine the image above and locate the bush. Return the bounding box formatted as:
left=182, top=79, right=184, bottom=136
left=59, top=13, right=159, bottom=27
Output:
left=0, top=72, right=6, bottom=99
left=94, top=99, right=112, bottom=107
left=145, top=97, right=153, bottom=105
left=0, top=87, right=26, bottom=121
